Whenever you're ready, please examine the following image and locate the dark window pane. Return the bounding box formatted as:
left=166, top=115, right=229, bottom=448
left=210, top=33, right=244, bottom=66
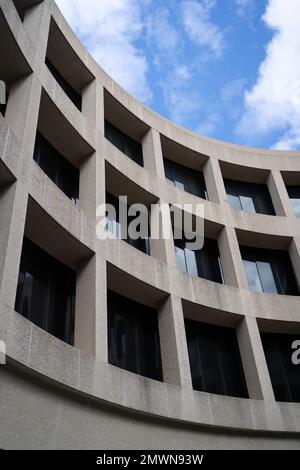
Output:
left=185, top=319, right=248, bottom=398
left=261, top=332, right=300, bottom=402
left=174, top=236, right=224, bottom=284
left=241, top=246, right=299, bottom=296
left=107, top=290, right=163, bottom=381
left=287, top=186, right=300, bottom=218
left=15, top=237, right=76, bottom=345
left=164, top=158, right=208, bottom=200
left=225, top=179, right=275, bottom=215
left=33, top=132, right=80, bottom=203
left=105, top=191, right=151, bottom=255
left=45, top=58, right=82, bottom=110
left=105, top=120, right=143, bottom=166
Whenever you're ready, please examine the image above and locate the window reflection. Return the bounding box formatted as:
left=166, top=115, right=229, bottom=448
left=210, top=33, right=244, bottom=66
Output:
left=107, top=290, right=163, bottom=381
left=225, top=179, right=275, bottom=215
left=164, top=158, right=208, bottom=200
left=185, top=319, right=248, bottom=398
left=241, top=246, right=299, bottom=296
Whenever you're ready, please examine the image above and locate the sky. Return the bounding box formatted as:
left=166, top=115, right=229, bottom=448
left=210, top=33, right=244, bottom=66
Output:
left=55, top=0, right=300, bottom=151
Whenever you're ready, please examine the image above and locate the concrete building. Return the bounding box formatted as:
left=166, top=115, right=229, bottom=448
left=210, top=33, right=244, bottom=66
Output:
left=1, top=0, right=300, bottom=449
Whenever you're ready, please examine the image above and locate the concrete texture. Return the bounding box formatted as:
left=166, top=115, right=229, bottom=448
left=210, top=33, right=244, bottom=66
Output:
left=0, top=0, right=300, bottom=449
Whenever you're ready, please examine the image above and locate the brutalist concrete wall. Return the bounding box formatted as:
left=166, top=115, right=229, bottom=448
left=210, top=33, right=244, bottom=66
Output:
left=0, top=0, right=300, bottom=449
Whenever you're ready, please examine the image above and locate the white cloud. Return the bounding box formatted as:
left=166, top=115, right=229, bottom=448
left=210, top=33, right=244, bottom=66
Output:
left=221, top=78, right=247, bottom=119
left=237, top=0, right=300, bottom=150
left=234, top=0, right=256, bottom=16
left=55, top=0, right=152, bottom=102
left=181, top=0, right=225, bottom=56
left=146, top=7, right=180, bottom=53
left=196, top=111, right=222, bottom=136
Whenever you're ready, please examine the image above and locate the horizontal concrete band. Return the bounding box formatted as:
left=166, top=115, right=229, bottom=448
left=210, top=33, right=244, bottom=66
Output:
left=1, top=303, right=300, bottom=434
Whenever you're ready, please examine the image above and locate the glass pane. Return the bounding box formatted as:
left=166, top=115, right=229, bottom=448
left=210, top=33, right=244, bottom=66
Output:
left=175, top=246, right=187, bottom=273
left=185, top=320, right=248, bottom=398
left=243, top=259, right=263, bottom=292
left=240, top=195, right=256, bottom=213
left=256, top=261, right=278, bottom=294
left=184, top=248, right=198, bottom=276
left=227, top=194, right=241, bottom=210
left=291, top=199, right=300, bottom=218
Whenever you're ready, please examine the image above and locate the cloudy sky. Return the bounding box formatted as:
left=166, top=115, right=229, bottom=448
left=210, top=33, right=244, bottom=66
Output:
left=55, top=0, right=300, bottom=151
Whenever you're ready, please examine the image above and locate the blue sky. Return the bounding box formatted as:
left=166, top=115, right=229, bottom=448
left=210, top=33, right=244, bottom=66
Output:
left=55, top=0, right=300, bottom=151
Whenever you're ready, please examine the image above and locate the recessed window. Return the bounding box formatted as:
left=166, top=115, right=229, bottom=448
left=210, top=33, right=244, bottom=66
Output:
left=164, top=158, right=208, bottom=200
left=33, top=131, right=80, bottom=203
left=15, top=237, right=76, bottom=345
left=261, top=331, right=300, bottom=402
left=174, top=236, right=224, bottom=284
left=225, top=179, right=275, bottom=215
left=106, top=191, right=151, bottom=255
left=241, top=246, right=299, bottom=296
left=185, top=319, right=248, bottom=398
left=45, top=58, right=82, bottom=110
left=107, top=290, right=163, bottom=381
left=104, top=120, right=144, bottom=167
left=286, top=186, right=300, bottom=218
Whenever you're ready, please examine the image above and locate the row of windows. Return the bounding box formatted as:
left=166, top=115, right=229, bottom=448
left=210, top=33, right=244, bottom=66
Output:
left=104, top=192, right=299, bottom=296
left=4, top=112, right=296, bottom=297
left=14, top=237, right=300, bottom=402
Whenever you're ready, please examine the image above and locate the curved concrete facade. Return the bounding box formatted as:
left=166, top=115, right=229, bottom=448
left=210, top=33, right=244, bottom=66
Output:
left=1, top=0, right=300, bottom=449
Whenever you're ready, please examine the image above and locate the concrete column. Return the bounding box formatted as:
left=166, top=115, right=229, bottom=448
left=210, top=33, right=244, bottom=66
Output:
left=218, top=226, right=248, bottom=289
left=267, top=170, right=294, bottom=217
left=142, top=128, right=165, bottom=178
left=22, top=0, right=51, bottom=61
left=82, top=79, right=98, bottom=129
left=0, top=182, right=28, bottom=309
left=203, top=158, right=227, bottom=205
left=289, top=237, right=300, bottom=288
left=94, top=83, right=108, bottom=361
left=158, top=294, right=193, bottom=389
left=5, top=75, right=42, bottom=156
left=237, top=316, right=275, bottom=401
left=74, top=255, right=96, bottom=355
left=79, top=81, right=99, bottom=218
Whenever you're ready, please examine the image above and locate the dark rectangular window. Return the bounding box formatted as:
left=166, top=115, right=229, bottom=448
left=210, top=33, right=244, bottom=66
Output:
left=174, top=236, right=224, bottom=284
left=106, top=191, right=151, bottom=255
left=15, top=237, right=76, bottom=345
left=164, top=158, right=208, bottom=200
left=241, top=246, right=299, bottom=296
left=261, top=332, right=300, bottom=402
left=107, top=290, right=163, bottom=381
left=185, top=319, right=248, bottom=398
left=45, top=58, right=82, bottom=111
left=104, top=120, right=143, bottom=166
left=287, top=186, right=300, bottom=218
left=33, top=132, right=79, bottom=203
left=225, top=179, right=275, bottom=215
